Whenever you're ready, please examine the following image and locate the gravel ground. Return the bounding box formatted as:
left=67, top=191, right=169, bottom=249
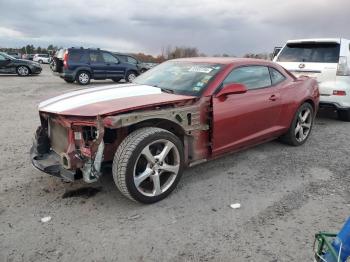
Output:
left=0, top=65, right=349, bottom=262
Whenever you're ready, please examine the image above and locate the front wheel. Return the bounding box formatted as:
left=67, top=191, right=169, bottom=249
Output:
left=112, top=127, right=184, bottom=203
left=16, top=66, right=30, bottom=76
left=280, top=103, right=314, bottom=146
left=76, top=71, right=91, bottom=85
left=126, top=71, right=137, bottom=82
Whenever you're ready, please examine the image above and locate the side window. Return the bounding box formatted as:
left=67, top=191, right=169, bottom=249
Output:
left=0, top=54, right=6, bottom=61
left=69, top=51, right=88, bottom=63
left=89, top=51, right=103, bottom=63
left=127, top=56, right=138, bottom=64
left=102, top=52, right=119, bottom=63
left=224, top=66, right=272, bottom=90
left=118, top=55, right=127, bottom=62
left=269, top=67, right=286, bottom=85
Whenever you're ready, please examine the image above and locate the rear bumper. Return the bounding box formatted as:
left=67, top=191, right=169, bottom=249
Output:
left=319, top=101, right=350, bottom=110
left=30, top=143, right=77, bottom=181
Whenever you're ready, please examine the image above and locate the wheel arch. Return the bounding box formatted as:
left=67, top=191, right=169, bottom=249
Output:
left=128, top=118, right=186, bottom=143
left=74, top=67, right=93, bottom=78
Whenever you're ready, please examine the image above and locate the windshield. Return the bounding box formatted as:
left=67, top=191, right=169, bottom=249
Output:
left=277, top=42, right=340, bottom=63
left=1, top=53, right=15, bottom=60
left=133, top=61, right=223, bottom=96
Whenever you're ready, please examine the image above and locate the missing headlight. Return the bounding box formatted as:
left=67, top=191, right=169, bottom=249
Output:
left=82, top=126, right=97, bottom=143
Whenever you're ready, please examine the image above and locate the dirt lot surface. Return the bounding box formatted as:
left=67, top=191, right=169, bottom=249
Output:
left=0, top=65, right=349, bottom=262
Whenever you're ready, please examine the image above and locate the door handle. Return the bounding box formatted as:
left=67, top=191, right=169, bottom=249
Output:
left=269, top=95, right=278, bottom=101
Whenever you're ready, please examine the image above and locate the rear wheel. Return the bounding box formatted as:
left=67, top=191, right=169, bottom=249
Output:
left=76, top=71, right=90, bottom=85
left=280, top=103, right=314, bottom=146
left=112, top=127, right=184, bottom=203
left=16, top=66, right=30, bottom=76
left=338, top=109, right=350, bottom=122
left=38, top=60, right=43, bottom=64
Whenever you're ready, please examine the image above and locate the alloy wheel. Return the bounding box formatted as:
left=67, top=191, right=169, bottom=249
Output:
left=78, top=72, right=89, bottom=84
left=128, top=73, right=136, bottom=82
left=133, top=139, right=180, bottom=197
left=18, top=66, right=29, bottom=76
left=295, top=108, right=312, bottom=142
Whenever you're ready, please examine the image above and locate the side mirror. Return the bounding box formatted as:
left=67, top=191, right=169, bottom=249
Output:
left=216, top=83, right=247, bottom=98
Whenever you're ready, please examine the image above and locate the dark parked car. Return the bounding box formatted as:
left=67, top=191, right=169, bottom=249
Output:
left=51, top=48, right=140, bottom=85
left=6, top=52, right=22, bottom=59
left=113, top=53, right=151, bottom=73
left=0, top=52, right=42, bottom=76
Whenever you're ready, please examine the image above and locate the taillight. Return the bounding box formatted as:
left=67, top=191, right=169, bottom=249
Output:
left=336, top=56, right=350, bottom=76
left=333, top=90, right=346, bottom=96
left=63, top=50, right=68, bottom=69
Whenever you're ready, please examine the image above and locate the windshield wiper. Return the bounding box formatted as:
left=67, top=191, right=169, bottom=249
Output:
left=159, top=87, right=174, bottom=94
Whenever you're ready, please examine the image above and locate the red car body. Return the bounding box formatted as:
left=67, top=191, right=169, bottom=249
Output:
left=31, top=58, right=319, bottom=195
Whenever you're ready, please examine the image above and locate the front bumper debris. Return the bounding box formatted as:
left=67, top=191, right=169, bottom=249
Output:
left=30, top=144, right=76, bottom=181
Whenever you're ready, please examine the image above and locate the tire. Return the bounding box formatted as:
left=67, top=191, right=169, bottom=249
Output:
left=16, top=66, right=30, bottom=76
left=140, top=68, right=147, bottom=73
left=112, top=77, right=122, bottom=83
left=338, top=109, right=350, bottom=122
left=38, top=60, right=43, bottom=64
left=112, top=127, right=184, bottom=203
left=126, top=71, right=137, bottom=83
left=64, top=79, right=75, bottom=83
left=50, top=60, right=57, bottom=72
left=76, top=71, right=91, bottom=85
left=280, top=103, right=314, bottom=146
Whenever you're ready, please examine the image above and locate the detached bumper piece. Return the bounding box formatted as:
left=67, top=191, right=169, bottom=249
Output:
left=30, top=145, right=76, bottom=181
left=30, top=126, right=77, bottom=181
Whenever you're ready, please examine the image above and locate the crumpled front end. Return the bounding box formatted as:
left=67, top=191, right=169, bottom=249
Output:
left=30, top=113, right=106, bottom=183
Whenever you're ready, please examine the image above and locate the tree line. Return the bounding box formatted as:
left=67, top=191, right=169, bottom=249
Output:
left=0, top=44, right=272, bottom=62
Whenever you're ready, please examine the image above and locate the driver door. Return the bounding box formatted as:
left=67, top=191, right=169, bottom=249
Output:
left=101, top=52, right=125, bottom=78
left=212, top=65, right=283, bottom=156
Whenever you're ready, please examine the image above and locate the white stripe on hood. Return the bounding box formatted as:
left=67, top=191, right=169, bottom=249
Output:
left=39, top=84, right=161, bottom=114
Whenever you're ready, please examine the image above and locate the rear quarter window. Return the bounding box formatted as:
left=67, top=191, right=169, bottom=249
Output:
left=269, top=67, right=286, bottom=85
left=69, top=50, right=89, bottom=63
left=277, top=42, right=340, bottom=63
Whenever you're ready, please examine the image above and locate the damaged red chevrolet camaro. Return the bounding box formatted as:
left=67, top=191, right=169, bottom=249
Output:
left=31, top=58, right=320, bottom=203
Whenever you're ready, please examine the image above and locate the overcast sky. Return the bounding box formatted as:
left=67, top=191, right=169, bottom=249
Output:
left=0, top=0, right=349, bottom=56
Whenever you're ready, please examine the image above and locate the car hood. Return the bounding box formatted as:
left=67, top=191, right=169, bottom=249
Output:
left=39, top=84, right=196, bottom=117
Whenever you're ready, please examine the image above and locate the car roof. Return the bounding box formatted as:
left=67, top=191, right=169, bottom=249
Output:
left=170, top=57, right=275, bottom=66
left=286, top=38, right=348, bottom=44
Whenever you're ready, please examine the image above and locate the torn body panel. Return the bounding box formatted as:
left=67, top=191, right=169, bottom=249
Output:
left=31, top=97, right=212, bottom=182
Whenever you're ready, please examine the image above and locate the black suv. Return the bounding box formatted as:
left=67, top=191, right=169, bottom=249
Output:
left=113, top=53, right=151, bottom=73
left=51, top=48, right=140, bottom=85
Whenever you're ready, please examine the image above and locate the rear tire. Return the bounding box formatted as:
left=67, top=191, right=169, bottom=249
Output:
left=38, top=60, right=43, bottom=64
left=338, top=109, right=350, bottom=122
left=280, top=103, right=314, bottom=146
left=76, top=71, right=91, bottom=85
left=112, top=127, right=184, bottom=203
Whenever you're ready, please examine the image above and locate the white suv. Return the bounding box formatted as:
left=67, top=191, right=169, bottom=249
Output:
left=33, top=54, right=50, bottom=64
left=274, top=38, right=350, bottom=121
